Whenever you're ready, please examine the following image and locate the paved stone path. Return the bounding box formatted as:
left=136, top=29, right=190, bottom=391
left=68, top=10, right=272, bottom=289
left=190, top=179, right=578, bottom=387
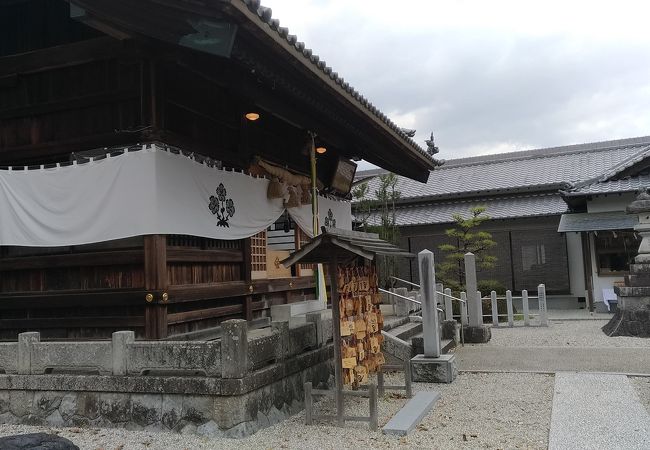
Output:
left=456, top=346, right=650, bottom=374
left=549, top=373, right=650, bottom=450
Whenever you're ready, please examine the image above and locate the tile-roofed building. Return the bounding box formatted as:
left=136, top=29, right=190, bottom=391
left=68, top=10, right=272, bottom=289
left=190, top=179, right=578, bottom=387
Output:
left=354, top=136, right=650, bottom=313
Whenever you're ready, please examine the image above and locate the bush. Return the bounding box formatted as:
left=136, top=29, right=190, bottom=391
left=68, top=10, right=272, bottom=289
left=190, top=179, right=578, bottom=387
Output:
left=478, top=280, right=506, bottom=295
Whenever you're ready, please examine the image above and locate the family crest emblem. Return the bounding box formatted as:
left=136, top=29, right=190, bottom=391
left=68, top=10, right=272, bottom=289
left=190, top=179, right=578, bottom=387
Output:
left=209, top=183, right=235, bottom=227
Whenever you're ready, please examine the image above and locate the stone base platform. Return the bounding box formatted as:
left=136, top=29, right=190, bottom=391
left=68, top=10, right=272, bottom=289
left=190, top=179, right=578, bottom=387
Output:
left=410, top=354, right=457, bottom=383
left=463, top=325, right=492, bottom=343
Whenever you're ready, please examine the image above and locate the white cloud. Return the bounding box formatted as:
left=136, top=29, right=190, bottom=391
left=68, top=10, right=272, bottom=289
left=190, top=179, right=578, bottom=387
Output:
left=261, top=0, right=650, bottom=159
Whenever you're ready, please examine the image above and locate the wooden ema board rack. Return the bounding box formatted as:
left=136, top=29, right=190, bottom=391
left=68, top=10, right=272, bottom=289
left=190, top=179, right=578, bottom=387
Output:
left=338, top=265, right=385, bottom=387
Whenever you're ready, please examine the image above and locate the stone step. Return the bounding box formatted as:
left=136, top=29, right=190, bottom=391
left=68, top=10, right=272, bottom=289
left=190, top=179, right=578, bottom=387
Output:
left=411, top=335, right=456, bottom=355
left=387, top=322, right=423, bottom=341
left=270, top=300, right=325, bottom=326
left=624, top=273, right=650, bottom=286
left=382, top=391, right=441, bottom=436
left=629, top=263, right=650, bottom=274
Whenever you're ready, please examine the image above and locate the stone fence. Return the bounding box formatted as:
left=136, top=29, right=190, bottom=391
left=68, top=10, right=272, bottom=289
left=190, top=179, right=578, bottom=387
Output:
left=0, top=313, right=333, bottom=379
left=0, top=313, right=335, bottom=438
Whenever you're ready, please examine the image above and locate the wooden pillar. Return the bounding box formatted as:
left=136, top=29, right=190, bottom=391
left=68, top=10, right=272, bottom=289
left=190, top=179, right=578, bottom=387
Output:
left=144, top=235, right=168, bottom=339
left=243, top=237, right=253, bottom=321
left=328, top=255, right=344, bottom=426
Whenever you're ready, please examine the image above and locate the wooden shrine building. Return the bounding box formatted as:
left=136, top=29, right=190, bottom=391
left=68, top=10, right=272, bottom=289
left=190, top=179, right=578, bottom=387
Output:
left=0, top=0, right=438, bottom=339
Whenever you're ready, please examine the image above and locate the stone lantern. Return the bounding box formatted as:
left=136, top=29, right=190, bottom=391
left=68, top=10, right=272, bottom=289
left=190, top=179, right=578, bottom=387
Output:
left=602, top=189, right=650, bottom=337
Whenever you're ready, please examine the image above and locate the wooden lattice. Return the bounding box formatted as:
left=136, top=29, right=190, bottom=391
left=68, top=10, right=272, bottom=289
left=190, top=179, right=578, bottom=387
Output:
left=251, top=230, right=267, bottom=278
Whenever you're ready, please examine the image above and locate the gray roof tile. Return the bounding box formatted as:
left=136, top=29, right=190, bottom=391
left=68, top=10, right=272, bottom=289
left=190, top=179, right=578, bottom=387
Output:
left=566, top=174, right=650, bottom=196
left=358, top=137, right=650, bottom=201
left=366, top=193, right=567, bottom=226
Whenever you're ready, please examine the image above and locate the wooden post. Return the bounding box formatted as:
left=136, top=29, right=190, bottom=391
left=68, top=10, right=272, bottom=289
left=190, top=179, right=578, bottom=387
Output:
left=328, top=255, right=344, bottom=426
left=304, top=382, right=313, bottom=425
left=369, top=384, right=378, bottom=431
left=144, top=235, right=167, bottom=339
left=243, top=237, right=253, bottom=321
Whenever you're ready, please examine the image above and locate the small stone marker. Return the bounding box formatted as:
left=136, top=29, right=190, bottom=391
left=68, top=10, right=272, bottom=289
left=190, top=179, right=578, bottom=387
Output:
left=464, top=253, right=482, bottom=326
left=538, top=284, right=548, bottom=326
left=460, top=292, right=468, bottom=326
left=418, top=250, right=440, bottom=358
left=444, top=288, right=453, bottom=321
left=382, top=391, right=441, bottom=436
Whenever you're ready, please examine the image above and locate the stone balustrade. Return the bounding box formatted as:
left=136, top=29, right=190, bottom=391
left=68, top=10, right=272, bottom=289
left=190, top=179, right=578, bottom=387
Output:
left=0, top=315, right=329, bottom=379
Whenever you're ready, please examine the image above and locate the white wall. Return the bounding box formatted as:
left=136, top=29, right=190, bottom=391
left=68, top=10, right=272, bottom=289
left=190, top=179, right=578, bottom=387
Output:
left=565, top=232, right=586, bottom=297
left=587, top=193, right=635, bottom=213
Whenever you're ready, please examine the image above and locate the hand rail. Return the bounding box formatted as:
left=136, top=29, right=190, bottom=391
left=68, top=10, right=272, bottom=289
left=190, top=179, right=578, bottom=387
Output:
left=437, top=290, right=466, bottom=304
left=378, top=288, right=421, bottom=305
left=389, top=276, right=420, bottom=289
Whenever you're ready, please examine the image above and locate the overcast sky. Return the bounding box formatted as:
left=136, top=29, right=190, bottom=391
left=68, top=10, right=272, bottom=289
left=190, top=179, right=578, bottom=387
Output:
left=262, top=0, right=650, bottom=165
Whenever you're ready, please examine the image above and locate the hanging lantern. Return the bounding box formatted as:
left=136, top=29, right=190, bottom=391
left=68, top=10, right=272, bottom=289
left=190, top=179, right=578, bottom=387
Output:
left=284, top=185, right=301, bottom=208
left=267, top=177, right=285, bottom=199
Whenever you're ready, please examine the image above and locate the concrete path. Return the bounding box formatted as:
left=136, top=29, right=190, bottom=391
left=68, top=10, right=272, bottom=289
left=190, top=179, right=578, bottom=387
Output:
left=549, top=373, right=650, bottom=450
left=456, top=347, right=650, bottom=374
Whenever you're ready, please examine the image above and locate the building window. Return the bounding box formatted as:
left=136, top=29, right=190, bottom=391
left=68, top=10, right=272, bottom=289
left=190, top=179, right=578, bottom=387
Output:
left=521, top=244, right=546, bottom=271
left=594, top=231, right=640, bottom=275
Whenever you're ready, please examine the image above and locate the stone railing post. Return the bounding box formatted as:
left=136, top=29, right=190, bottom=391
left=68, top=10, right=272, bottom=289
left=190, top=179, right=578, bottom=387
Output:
left=112, top=330, right=135, bottom=375
left=491, top=291, right=498, bottom=326
left=221, top=319, right=248, bottom=378
left=306, top=312, right=324, bottom=347
left=18, top=332, right=40, bottom=375
left=272, top=320, right=290, bottom=361
left=506, top=290, right=514, bottom=327
left=538, top=284, right=548, bottom=327
left=444, top=288, right=453, bottom=321
left=460, top=292, right=468, bottom=326
left=522, top=290, right=530, bottom=326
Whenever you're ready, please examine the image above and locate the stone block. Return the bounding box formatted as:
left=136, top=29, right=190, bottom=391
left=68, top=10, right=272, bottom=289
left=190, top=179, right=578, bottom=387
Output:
left=463, top=325, right=492, bottom=343
left=9, top=391, right=33, bottom=418
left=196, top=420, right=224, bottom=438
left=441, top=320, right=457, bottom=340
left=161, top=394, right=183, bottom=430
left=112, top=331, right=134, bottom=376
left=131, top=394, right=162, bottom=427
left=18, top=332, right=39, bottom=375
left=98, top=393, right=131, bottom=425
left=306, top=312, right=324, bottom=347
left=33, top=391, right=63, bottom=418
left=221, top=319, right=248, bottom=379
left=182, top=395, right=214, bottom=425
left=411, top=354, right=457, bottom=383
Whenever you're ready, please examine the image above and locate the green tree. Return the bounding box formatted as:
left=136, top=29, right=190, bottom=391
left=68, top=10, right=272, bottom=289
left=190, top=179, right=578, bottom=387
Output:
left=374, top=173, right=401, bottom=245
left=351, top=182, right=373, bottom=231
left=437, top=206, right=498, bottom=292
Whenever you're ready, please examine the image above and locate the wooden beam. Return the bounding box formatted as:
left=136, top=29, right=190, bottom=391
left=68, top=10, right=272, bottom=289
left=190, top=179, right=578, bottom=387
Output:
left=0, top=37, right=129, bottom=78
left=0, top=88, right=138, bottom=120
left=166, top=248, right=243, bottom=263
left=0, top=289, right=145, bottom=310
left=167, top=304, right=243, bottom=325
left=0, top=250, right=143, bottom=272
left=0, top=316, right=144, bottom=329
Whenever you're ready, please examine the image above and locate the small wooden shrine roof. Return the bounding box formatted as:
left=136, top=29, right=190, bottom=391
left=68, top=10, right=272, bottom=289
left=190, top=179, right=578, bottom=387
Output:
left=281, top=227, right=415, bottom=266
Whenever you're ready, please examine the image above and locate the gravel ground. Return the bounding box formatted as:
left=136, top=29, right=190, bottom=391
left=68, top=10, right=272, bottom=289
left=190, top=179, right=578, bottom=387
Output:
left=632, top=376, right=650, bottom=414
left=0, top=373, right=553, bottom=450
left=480, top=320, right=650, bottom=348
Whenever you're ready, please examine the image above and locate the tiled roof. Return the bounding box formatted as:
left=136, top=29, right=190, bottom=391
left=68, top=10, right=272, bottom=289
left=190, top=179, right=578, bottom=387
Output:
left=357, top=136, right=650, bottom=202
left=558, top=211, right=636, bottom=232
left=238, top=0, right=436, bottom=165
left=365, top=193, right=567, bottom=227
left=565, top=174, right=650, bottom=196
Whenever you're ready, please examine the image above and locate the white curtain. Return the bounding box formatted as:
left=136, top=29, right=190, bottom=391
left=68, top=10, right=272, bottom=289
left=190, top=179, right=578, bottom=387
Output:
left=289, top=194, right=353, bottom=238
left=0, top=145, right=351, bottom=247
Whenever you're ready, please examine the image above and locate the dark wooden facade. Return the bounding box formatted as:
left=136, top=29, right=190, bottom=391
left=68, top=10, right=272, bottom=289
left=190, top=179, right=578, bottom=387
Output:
left=0, top=1, right=435, bottom=339
left=397, top=216, right=571, bottom=294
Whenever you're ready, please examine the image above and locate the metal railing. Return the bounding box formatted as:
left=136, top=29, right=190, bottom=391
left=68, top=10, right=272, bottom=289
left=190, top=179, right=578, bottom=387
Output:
left=379, top=288, right=444, bottom=314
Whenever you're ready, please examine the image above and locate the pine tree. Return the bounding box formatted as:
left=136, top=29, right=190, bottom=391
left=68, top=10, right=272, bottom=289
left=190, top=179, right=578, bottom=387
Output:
left=438, top=206, right=497, bottom=292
